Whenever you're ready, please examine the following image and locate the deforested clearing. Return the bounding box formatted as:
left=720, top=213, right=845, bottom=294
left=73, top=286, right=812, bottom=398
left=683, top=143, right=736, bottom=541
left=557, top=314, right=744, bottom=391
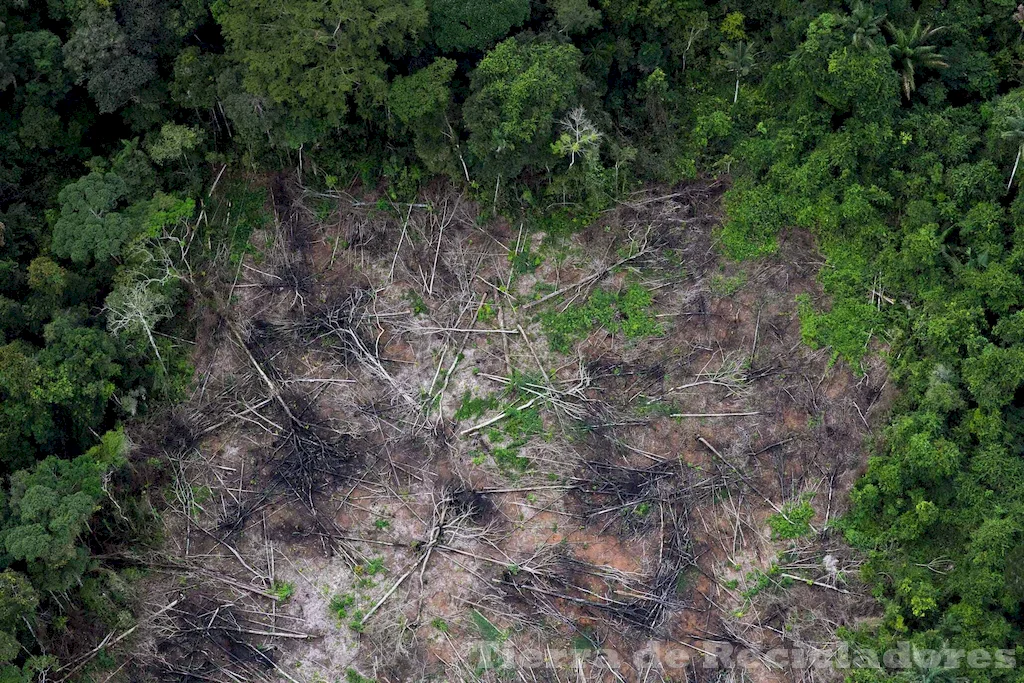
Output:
left=131, top=176, right=890, bottom=682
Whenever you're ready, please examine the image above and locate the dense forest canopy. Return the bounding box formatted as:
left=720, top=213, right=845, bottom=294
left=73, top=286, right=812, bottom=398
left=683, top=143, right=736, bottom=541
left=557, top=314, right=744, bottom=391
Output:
left=1, top=0, right=1024, bottom=680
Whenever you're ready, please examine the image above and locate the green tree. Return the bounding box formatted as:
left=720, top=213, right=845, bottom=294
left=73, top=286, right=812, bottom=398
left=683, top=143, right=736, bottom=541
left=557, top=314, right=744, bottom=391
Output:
left=550, top=0, right=601, bottom=36
left=0, top=571, right=38, bottom=664
left=430, top=0, right=530, bottom=52
left=389, top=58, right=458, bottom=127
left=0, top=343, right=52, bottom=469
left=720, top=11, right=746, bottom=41
left=146, top=123, right=203, bottom=166
left=844, top=1, right=886, bottom=52
left=1, top=440, right=116, bottom=591
left=388, top=58, right=461, bottom=176
left=51, top=172, right=133, bottom=265
left=170, top=46, right=221, bottom=111
left=213, top=0, right=428, bottom=125
left=25, top=257, right=66, bottom=307
left=0, top=321, right=120, bottom=468
left=11, top=30, right=71, bottom=149
left=62, top=6, right=157, bottom=114
left=464, top=38, right=585, bottom=179
left=109, top=139, right=157, bottom=202
left=60, top=0, right=202, bottom=122
left=719, top=41, right=755, bottom=104
left=35, top=316, right=121, bottom=450
left=962, top=344, right=1024, bottom=410
left=999, top=106, right=1024, bottom=190
left=887, top=21, right=948, bottom=99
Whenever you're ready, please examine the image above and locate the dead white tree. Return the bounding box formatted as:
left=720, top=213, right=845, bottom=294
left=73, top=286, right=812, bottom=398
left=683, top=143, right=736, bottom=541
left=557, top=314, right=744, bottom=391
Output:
left=681, top=13, right=710, bottom=72
left=105, top=279, right=173, bottom=371
left=553, top=107, right=603, bottom=168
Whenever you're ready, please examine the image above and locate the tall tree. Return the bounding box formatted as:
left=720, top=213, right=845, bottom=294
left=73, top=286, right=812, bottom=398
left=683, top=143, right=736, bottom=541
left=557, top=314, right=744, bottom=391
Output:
left=1000, top=106, right=1024, bottom=190
left=388, top=58, right=463, bottom=176
left=551, top=107, right=602, bottom=169
left=464, top=38, right=585, bottom=179
left=719, top=41, right=754, bottom=104
left=105, top=279, right=171, bottom=372
left=51, top=172, right=133, bottom=265
left=1, top=443, right=115, bottom=592
left=550, top=0, right=602, bottom=36
left=0, top=571, right=37, bottom=665
left=62, top=5, right=157, bottom=114
left=213, top=0, right=428, bottom=126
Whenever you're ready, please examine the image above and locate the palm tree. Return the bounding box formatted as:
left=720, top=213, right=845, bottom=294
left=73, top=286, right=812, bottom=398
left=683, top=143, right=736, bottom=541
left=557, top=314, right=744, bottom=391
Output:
left=720, top=41, right=755, bottom=104
left=919, top=667, right=956, bottom=683
left=887, top=21, right=948, bottom=99
left=1001, top=106, right=1024, bottom=190
left=845, top=1, right=886, bottom=51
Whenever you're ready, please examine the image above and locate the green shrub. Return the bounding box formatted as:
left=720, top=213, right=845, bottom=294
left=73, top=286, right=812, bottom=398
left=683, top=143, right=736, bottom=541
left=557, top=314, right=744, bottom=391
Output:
left=541, top=283, right=661, bottom=352
left=719, top=185, right=783, bottom=260
left=767, top=500, right=815, bottom=540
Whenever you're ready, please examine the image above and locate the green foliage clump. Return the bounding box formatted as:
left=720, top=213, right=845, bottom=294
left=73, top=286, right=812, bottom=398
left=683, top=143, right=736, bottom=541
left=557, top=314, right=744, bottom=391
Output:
left=487, top=404, right=543, bottom=472
left=718, top=184, right=783, bottom=261
left=467, top=609, right=514, bottom=676
left=454, top=391, right=498, bottom=422
left=541, top=283, right=661, bottom=352
left=470, top=609, right=506, bottom=642
left=346, top=670, right=376, bottom=683
left=329, top=593, right=356, bottom=622
left=767, top=500, right=816, bottom=540
left=465, top=39, right=585, bottom=179
left=738, top=564, right=793, bottom=606
left=796, top=293, right=882, bottom=368
left=146, top=124, right=204, bottom=166
left=270, top=581, right=295, bottom=601
left=709, top=271, right=746, bottom=297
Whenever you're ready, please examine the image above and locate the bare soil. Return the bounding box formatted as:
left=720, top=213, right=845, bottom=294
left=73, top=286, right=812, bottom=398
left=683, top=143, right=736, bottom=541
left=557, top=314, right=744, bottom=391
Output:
left=128, top=177, right=890, bottom=683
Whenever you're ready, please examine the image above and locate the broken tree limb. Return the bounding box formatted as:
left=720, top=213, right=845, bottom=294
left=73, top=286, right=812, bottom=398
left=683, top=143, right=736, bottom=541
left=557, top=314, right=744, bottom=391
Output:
left=411, top=326, right=520, bottom=335
left=695, top=435, right=783, bottom=516
left=671, top=411, right=760, bottom=418
left=228, top=322, right=299, bottom=424
left=360, top=560, right=421, bottom=627
left=57, top=596, right=183, bottom=680
left=459, top=396, right=543, bottom=436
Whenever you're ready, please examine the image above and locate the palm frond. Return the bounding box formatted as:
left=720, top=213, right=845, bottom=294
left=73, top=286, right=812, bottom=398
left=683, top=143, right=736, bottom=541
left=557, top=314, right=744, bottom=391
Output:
left=886, top=21, right=947, bottom=99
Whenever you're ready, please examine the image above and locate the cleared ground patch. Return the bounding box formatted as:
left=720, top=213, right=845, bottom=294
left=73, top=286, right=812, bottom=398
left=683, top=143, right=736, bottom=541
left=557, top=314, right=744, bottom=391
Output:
left=130, top=178, right=889, bottom=683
